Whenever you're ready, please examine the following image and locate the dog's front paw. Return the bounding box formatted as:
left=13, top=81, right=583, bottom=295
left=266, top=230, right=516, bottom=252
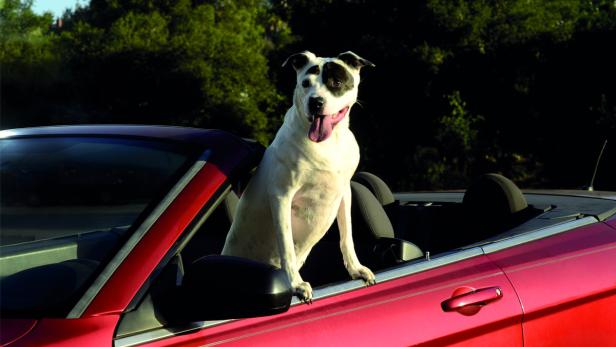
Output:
left=348, top=265, right=376, bottom=286
left=293, top=281, right=313, bottom=304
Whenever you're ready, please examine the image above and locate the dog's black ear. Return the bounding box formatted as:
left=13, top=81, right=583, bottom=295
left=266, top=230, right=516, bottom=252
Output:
left=282, top=51, right=311, bottom=71
left=337, top=51, right=375, bottom=70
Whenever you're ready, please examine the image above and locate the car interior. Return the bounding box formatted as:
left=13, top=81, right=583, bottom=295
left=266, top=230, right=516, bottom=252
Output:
left=0, top=226, right=127, bottom=316
left=180, top=172, right=548, bottom=289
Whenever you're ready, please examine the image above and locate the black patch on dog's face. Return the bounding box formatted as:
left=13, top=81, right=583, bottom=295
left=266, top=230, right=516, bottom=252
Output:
left=306, top=65, right=320, bottom=75
left=322, top=62, right=354, bottom=97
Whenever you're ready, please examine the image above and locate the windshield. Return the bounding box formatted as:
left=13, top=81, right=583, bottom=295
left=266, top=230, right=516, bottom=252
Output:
left=0, top=136, right=196, bottom=317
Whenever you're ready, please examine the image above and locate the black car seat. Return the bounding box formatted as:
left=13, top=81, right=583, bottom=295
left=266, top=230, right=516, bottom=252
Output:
left=302, top=179, right=423, bottom=286
left=216, top=179, right=423, bottom=286
left=349, top=181, right=423, bottom=267
left=352, top=171, right=422, bottom=243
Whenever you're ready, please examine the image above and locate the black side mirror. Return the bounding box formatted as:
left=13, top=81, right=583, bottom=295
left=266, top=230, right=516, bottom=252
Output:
left=162, top=255, right=292, bottom=322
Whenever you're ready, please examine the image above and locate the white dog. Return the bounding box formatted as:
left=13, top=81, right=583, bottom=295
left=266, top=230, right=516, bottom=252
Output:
left=222, top=51, right=375, bottom=302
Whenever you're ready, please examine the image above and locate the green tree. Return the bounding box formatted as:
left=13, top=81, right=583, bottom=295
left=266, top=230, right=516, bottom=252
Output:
left=413, top=91, right=483, bottom=188
left=0, top=0, right=66, bottom=128
left=57, top=0, right=289, bottom=143
left=1, top=0, right=55, bottom=61
left=1, top=0, right=291, bottom=143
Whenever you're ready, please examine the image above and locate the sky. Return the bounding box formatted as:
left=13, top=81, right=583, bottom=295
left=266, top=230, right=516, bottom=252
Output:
left=31, top=0, right=86, bottom=18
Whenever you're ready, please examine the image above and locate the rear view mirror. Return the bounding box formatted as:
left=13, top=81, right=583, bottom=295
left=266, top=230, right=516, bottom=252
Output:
left=162, top=255, right=292, bottom=322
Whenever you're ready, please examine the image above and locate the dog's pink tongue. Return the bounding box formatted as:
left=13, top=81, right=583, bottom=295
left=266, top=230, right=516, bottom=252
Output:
left=309, top=114, right=333, bottom=142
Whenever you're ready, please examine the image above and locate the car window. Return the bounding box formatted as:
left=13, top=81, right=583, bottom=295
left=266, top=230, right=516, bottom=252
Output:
left=0, top=136, right=196, bottom=318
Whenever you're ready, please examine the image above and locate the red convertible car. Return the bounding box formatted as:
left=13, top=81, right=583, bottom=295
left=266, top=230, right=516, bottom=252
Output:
left=1, top=125, right=615, bottom=347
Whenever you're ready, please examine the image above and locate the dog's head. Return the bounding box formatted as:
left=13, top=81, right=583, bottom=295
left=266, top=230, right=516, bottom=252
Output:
left=283, top=51, right=374, bottom=143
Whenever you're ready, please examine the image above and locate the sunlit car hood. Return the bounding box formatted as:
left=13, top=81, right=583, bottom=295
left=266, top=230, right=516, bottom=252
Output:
left=0, top=318, right=37, bottom=346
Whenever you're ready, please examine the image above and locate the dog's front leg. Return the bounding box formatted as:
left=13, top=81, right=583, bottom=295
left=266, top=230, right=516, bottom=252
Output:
left=337, top=185, right=376, bottom=285
left=269, top=189, right=313, bottom=303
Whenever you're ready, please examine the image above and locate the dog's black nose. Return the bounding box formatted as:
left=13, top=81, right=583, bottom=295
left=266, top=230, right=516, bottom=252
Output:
left=308, top=96, right=325, bottom=115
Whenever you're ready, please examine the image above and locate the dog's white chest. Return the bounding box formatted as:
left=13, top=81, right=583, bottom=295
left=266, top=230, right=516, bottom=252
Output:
left=291, top=173, right=339, bottom=221
left=289, top=172, right=342, bottom=252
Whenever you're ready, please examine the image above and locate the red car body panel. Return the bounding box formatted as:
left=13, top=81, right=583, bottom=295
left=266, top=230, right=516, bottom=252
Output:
left=487, top=221, right=616, bottom=346
left=7, top=315, right=119, bottom=347
left=84, top=163, right=228, bottom=316
left=606, top=215, right=616, bottom=230
left=135, top=255, right=523, bottom=347
left=0, top=319, right=37, bottom=346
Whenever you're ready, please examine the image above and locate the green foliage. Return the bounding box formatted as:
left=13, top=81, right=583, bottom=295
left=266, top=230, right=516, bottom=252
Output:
left=0, top=0, right=70, bottom=128
left=426, top=0, right=581, bottom=53
left=437, top=91, right=482, bottom=153
left=273, top=0, right=616, bottom=190
left=578, top=0, right=616, bottom=30
left=1, top=0, right=58, bottom=78
left=61, top=0, right=287, bottom=143
left=413, top=91, right=483, bottom=188
left=3, top=0, right=616, bottom=189
left=2, top=0, right=290, bottom=144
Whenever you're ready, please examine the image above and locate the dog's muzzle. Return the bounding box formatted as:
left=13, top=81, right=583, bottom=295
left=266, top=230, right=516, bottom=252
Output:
left=308, top=96, right=325, bottom=116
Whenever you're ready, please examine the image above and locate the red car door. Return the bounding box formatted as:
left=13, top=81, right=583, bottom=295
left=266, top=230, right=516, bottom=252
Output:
left=486, top=218, right=616, bottom=346
left=116, top=250, right=523, bottom=347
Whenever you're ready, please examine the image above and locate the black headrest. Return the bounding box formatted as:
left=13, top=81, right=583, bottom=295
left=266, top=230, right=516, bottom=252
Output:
left=463, top=173, right=528, bottom=229
left=353, top=172, right=395, bottom=206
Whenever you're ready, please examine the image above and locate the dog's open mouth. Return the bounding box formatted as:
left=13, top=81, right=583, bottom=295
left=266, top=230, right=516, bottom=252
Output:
left=308, top=106, right=349, bottom=143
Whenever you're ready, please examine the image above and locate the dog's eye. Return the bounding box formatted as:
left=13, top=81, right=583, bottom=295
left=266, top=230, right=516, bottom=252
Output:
left=331, top=80, right=342, bottom=88
left=302, top=79, right=310, bottom=88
